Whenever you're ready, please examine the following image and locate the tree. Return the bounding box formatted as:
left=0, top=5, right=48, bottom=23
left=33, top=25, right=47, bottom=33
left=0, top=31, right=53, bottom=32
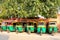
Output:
left=0, top=0, right=59, bottom=19
left=57, top=0, right=60, bottom=7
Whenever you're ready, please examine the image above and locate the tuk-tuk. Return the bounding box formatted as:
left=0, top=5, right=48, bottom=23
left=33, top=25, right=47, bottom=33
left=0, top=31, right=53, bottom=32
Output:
left=26, top=22, right=34, bottom=33
left=7, top=22, right=16, bottom=32
left=49, top=21, right=58, bottom=34
left=37, top=20, right=46, bottom=35
left=1, top=22, right=7, bottom=31
left=16, top=22, right=23, bottom=33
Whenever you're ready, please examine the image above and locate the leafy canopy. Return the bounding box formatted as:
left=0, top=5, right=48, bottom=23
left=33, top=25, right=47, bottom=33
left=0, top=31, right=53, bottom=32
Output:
left=0, top=0, right=58, bottom=18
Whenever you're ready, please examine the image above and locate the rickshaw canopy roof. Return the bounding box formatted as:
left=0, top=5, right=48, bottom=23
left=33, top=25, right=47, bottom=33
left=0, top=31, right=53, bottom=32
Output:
left=3, top=20, right=13, bottom=23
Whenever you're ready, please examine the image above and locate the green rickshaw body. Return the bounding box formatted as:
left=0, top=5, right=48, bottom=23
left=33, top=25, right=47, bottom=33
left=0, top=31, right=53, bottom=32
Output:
left=37, top=22, right=46, bottom=33
left=1, top=26, right=7, bottom=31
left=1, top=22, right=7, bottom=31
left=7, top=25, right=16, bottom=32
left=49, top=26, right=58, bottom=33
left=37, top=25, right=46, bottom=33
left=26, top=25, right=34, bottom=32
left=49, top=22, right=58, bottom=33
left=16, top=25, right=23, bottom=32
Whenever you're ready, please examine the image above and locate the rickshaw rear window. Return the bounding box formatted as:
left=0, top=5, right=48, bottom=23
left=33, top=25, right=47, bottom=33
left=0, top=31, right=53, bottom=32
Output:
left=7, top=22, right=12, bottom=25
left=49, top=23, right=55, bottom=25
left=16, top=22, right=21, bottom=25
left=38, top=22, right=44, bottom=25
left=29, top=22, right=33, bottom=25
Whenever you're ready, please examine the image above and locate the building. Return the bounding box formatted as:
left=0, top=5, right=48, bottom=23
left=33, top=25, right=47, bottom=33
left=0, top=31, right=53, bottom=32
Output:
left=57, top=14, right=60, bottom=32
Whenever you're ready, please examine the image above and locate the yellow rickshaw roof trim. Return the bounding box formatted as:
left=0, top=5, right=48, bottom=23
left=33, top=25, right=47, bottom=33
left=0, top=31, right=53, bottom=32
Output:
left=39, top=21, right=44, bottom=22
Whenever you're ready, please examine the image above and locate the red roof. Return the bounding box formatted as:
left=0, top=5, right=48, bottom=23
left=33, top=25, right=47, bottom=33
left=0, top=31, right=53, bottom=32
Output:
left=3, top=20, right=13, bottom=22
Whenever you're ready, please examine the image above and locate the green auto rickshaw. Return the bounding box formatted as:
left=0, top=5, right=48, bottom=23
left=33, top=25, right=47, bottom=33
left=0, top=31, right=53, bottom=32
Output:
left=16, top=22, right=24, bottom=33
left=26, top=22, right=34, bottom=34
left=37, top=21, right=46, bottom=35
left=7, top=22, right=16, bottom=32
left=1, top=22, right=7, bottom=31
left=49, top=21, right=58, bottom=34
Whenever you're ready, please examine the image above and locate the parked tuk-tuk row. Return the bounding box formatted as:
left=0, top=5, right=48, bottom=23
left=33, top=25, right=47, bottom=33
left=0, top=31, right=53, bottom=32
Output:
left=0, top=18, right=58, bottom=35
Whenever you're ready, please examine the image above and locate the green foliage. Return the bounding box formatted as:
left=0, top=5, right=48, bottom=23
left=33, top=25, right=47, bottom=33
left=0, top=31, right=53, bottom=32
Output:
left=0, top=0, right=58, bottom=19
left=57, top=0, right=60, bottom=7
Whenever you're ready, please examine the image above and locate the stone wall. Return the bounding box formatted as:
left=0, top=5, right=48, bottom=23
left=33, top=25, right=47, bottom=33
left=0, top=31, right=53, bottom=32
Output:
left=57, top=14, right=60, bottom=32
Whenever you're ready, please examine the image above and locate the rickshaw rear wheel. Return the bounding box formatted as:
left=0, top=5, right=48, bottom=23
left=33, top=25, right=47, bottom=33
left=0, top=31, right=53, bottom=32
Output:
left=40, top=30, right=42, bottom=36
left=51, top=33, right=54, bottom=36
left=16, top=30, right=18, bottom=34
left=0, top=29, right=3, bottom=32
left=28, top=30, right=31, bottom=34
left=51, top=31, right=54, bottom=36
left=7, top=29, right=10, bottom=33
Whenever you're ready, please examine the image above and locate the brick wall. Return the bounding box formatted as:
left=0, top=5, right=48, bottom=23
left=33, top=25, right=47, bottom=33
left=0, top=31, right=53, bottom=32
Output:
left=57, top=14, right=60, bottom=32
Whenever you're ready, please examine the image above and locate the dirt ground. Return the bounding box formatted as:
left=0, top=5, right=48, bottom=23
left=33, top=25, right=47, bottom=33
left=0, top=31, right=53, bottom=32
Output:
left=0, top=32, right=60, bottom=40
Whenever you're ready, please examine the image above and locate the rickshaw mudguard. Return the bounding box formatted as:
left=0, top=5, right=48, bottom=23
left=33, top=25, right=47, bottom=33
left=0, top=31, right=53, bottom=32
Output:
left=26, top=26, right=34, bottom=32
left=16, top=25, right=23, bottom=32
left=54, top=27, right=58, bottom=32
left=49, top=27, right=52, bottom=33
left=8, top=26, right=15, bottom=32
left=1, top=26, right=7, bottom=31
left=37, top=27, right=46, bottom=33
left=37, top=27, right=40, bottom=33
left=42, top=27, right=46, bottom=33
left=29, top=27, right=34, bottom=32
left=17, top=27, right=23, bottom=32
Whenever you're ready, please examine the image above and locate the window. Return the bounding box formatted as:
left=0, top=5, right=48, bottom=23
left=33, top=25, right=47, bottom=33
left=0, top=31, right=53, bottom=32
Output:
left=29, top=22, right=33, bottom=25
left=16, top=22, right=21, bottom=25
left=49, top=22, right=55, bottom=25
left=38, top=22, right=44, bottom=25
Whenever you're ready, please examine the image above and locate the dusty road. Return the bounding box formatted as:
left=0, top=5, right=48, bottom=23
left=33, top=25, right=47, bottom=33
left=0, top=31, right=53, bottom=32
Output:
left=0, top=32, right=60, bottom=40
